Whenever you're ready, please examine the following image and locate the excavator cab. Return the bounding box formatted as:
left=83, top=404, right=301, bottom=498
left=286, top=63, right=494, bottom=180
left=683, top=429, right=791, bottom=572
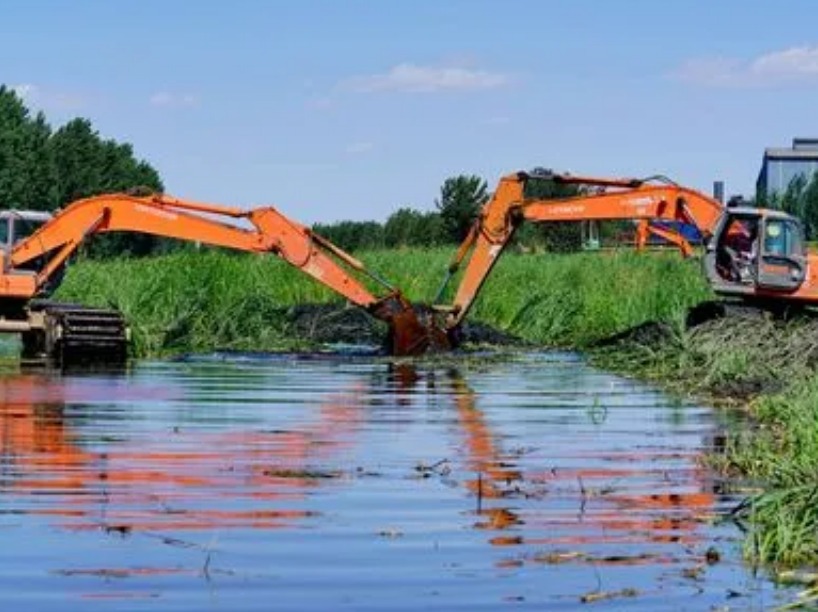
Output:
left=705, top=208, right=807, bottom=295
left=0, top=210, right=53, bottom=272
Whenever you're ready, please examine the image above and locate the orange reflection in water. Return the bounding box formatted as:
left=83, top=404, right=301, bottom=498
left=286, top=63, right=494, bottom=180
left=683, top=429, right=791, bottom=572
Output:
left=0, top=374, right=361, bottom=532
left=418, top=368, right=720, bottom=564
left=1, top=365, right=720, bottom=557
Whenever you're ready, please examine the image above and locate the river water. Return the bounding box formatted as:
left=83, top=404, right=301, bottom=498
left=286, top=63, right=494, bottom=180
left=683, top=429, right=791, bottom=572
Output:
left=0, top=352, right=795, bottom=610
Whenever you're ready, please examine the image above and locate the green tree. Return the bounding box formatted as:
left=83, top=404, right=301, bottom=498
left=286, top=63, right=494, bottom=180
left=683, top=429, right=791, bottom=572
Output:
left=519, top=168, right=584, bottom=252
left=0, top=86, right=58, bottom=210
left=384, top=207, right=421, bottom=247
left=49, top=119, right=166, bottom=257
left=415, top=211, right=447, bottom=247
left=0, top=86, right=167, bottom=256
left=313, top=220, right=385, bottom=252
left=384, top=207, right=446, bottom=247
left=436, top=175, right=488, bottom=242
left=803, top=174, right=818, bottom=240
left=767, top=173, right=818, bottom=240
left=50, top=119, right=163, bottom=202
left=49, top=118, right=104, bottom=204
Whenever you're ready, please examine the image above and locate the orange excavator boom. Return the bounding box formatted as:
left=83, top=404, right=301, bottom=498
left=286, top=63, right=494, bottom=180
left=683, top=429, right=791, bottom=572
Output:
left=435, top=171, right=726, bottom=330
left=2, top=192, right=441, bottom=362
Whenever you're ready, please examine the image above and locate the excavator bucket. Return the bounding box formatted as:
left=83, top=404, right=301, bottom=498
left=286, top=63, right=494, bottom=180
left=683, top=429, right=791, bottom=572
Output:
left=389, top=308, right=450, bottom=356
left=371, top=293, right=450, bottom=356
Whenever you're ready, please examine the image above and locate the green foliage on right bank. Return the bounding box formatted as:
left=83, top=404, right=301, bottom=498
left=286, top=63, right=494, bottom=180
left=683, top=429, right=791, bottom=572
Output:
left=592, top=310, right=818, bottom=568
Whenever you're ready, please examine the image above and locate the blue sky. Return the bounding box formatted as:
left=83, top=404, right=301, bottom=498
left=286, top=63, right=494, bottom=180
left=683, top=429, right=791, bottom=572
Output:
left=4, top=0, right=818, bottom=222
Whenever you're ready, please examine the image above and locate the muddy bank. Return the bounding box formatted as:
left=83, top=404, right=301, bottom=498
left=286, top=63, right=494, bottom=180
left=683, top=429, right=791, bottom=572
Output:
left=286, top=303, right=527, bottom=350
left=280, top=302, right=818, bottom=387
left=591, top=301, right=818, bottom=402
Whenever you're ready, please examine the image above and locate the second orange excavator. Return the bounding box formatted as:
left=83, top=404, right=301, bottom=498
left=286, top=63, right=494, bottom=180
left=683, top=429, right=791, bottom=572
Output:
left=432, top=169, right=816, bottom=341
left=0, top=192, right=444, bottom=365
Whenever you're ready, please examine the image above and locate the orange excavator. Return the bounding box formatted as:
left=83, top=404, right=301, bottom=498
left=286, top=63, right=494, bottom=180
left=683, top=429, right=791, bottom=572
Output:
left=0, top=193, right=442, bottom=365
left=432, top=169, right=816, bottom=339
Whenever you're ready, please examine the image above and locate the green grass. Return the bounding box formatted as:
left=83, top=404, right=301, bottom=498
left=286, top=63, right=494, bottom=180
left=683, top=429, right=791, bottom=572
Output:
left=591, top=312, right=818, bottom=567
left=456, top=249, right=711, bottom=346
left=722, top=379, right=818, bottom=567
left=56, top=251, right=337, bottom=356
left=55, top=248, right=710, bottom=357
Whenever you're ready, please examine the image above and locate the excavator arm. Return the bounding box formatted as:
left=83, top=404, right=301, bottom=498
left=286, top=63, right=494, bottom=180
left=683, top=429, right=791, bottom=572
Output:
left=4, top=193, right=439, bottom=357
left=436, top=171, right=726, bottom=330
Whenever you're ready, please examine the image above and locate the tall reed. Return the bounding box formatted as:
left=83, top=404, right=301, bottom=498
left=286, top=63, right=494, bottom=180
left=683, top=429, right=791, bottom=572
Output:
left=56, top=248, right=709, bottom=356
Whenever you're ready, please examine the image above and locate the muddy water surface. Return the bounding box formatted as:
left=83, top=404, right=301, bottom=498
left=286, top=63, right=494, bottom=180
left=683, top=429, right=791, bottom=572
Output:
left=0, top=353, right=793, bottom=610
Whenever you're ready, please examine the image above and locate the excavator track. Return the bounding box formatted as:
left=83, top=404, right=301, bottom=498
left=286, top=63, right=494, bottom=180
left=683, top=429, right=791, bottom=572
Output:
left=21, top=302, right=129, bottom=368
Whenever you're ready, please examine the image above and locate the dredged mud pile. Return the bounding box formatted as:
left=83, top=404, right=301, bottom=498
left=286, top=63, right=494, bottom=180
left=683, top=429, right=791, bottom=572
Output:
left=591, top=301, right=818, bottom=401
left=286, top=303, right=526, bottom=351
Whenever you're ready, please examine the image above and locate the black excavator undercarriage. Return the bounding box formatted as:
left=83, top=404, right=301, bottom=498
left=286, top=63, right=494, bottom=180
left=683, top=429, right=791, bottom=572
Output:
left=16, top=301, right=129, bottom=368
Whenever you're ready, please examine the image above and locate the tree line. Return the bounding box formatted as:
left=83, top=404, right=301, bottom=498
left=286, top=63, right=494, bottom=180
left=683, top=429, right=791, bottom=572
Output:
left=0, top=85, right=166, bottom=256
left=318, top=169, right=818, bottom=253
left=315, top=172, right=590, bottom=252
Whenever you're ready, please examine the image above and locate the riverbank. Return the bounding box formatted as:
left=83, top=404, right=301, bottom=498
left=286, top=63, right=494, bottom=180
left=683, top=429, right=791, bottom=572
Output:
left=592, top=310, right=818, bottom=567
left=55, top=248, right=711, bottom=355
left=55, top=248, right=818, bottom=567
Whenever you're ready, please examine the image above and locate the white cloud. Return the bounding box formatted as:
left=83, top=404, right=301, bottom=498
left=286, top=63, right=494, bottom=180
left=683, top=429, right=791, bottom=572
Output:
left=149, top=91, right=199, bottom=108
left=484, top=115, right=511, bottom=126
left=10, top=83, right=87, bottom=111
left=675, top=45, right=818, bottom=87
left=345, top=141, right=374, bottom=155
left=752, top=45, right=818, bottom=78
left=344, top=62, right=510, bottom=93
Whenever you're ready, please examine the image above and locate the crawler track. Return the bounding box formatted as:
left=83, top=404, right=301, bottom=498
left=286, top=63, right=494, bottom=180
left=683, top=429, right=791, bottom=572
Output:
left=22, top=302, right=128, bottom=368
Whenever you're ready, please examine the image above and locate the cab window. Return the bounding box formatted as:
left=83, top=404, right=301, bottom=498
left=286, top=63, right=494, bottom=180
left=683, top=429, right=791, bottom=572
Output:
left=14, top=218, right=44, bottom=242
left=763, top=220, right=803, bottom=257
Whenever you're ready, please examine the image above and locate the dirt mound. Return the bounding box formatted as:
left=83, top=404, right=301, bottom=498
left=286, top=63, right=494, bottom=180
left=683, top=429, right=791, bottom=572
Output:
left=285, top=303, right=526, bottom=351
left=592, top=300, right=818, bottom=401
left=287, top=304, right=386, bottom=346
left=590, top=320, right=675, bottom=349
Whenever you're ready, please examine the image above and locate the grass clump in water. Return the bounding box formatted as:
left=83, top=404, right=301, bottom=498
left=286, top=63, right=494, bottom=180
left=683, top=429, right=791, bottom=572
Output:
left=722, top=379, right=818, bottom=567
